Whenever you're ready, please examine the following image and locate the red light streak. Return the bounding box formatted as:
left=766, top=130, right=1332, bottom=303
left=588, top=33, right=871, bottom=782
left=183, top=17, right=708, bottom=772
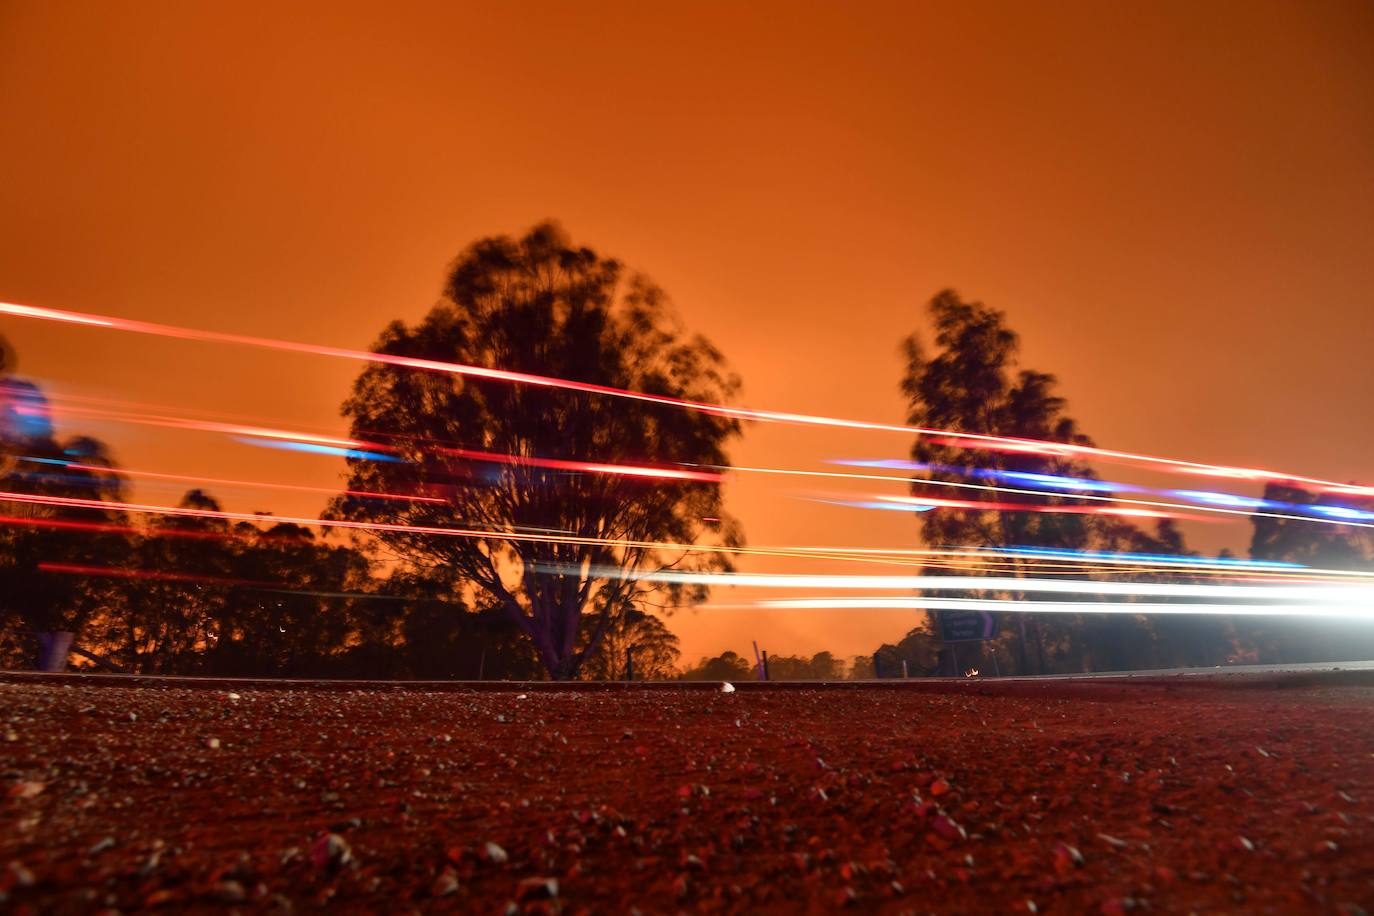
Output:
left=44, top=402, right=378, bottom=449
left=38, top=562, right=273, bottom=587
left=0, top=488, right=671, bottom=549
left=0, top=511, right=1149, bottom=576
left=432, top=445, right=722, bottom=482
left=65, top=462, right=447, bottom=504
left=44, top=402, right=719, bottom=483
left=6, top=497, right=1374, bottom=585
left=0, top=513, right=314, bottom=544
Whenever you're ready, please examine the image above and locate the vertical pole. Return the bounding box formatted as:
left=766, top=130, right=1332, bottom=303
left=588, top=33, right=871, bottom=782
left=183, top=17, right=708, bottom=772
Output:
left=752, top=640, right=764, bottom=681
left=477, top=647, right=486, bottom=681
left=901, top=659, right=909, bottom=679
left=1017, top=615, right=1033, bottom=675
left=991, top=646, right=1001, bottom=678
left=1033, top=616, right=1047, bottom=674
left=761, top=650, right=770, bottom=681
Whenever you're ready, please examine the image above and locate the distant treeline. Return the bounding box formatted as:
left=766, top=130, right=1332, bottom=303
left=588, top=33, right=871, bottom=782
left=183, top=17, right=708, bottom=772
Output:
left=2, top=406, right=1371, bottom=680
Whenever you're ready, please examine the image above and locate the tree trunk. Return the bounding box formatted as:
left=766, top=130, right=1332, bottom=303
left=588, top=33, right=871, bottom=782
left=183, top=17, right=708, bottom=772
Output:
left=551, top=652, right=581, bottom=681
left=36, top=630, right=73, bottom=672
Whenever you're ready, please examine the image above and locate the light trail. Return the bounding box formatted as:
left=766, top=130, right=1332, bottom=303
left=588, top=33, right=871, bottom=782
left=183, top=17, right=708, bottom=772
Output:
left=4, top=300, right=1371, bottom=496
left=0, top=506, right=1097, bottom=576
left=737, top=597, right=1374, bottom=618
left=813, top=489, right=1374, bottom=531
left=429, top=445, right=722, bottom=482
left=833, top=474, right=1374, bottom=530
left=32, top=389, right=722, bottom=483
left=236, top=437, right=402, bottom=462
left=0, top=513, right=259, bottom=543
left=38, top=562, right=274, bottom=587
left=0, top=508, right=577, bottom=543
left=554, top=567, right=1374, bottom=604
left=731, top=544, right=1374, bottom=580
left=37, top=565, right=1371, bottom=618
left=816, top=493, right=1189, bottom=521
left=722, top=463, right=1279, bottom=525
left=42, top=401, right=380, bottom=449
left=5, top=489, right=1374, bottom=589
left=30, top=399, right=1374, bottom=532
left=41, top=402, right=720, bottom=482
left=836, top=459, right=1374, bottom=523
left=0, top=505, right=1319, bottom=576
left=728, top=462, right=1374, bottom=531
left=29, top=379, right=1369, bottom=526
left=36, top=458, right=449, bottom=504
left=0, top=487, right=1323, bottom=580
left=7, top=469, right=1300, bottom=577
left=0, top=488, right=767, bottom=556
left=976, top=544, right=1291, bottom=570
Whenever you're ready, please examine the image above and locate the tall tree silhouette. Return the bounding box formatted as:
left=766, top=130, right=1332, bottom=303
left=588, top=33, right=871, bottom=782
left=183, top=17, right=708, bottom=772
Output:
left=332, top=223, right=742, bottom=678
left=899, top=290, right=1178, bottom=673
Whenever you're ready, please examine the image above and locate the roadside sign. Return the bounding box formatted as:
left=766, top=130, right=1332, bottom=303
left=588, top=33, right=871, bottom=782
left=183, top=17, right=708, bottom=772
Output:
left=937, top=610, right=998, bottom=643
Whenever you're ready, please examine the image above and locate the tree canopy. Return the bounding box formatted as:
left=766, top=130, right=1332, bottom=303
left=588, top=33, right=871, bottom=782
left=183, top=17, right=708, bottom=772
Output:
left=577, top=606, right=681, bottom=680
left=679, top=650, right=754, bottom=682
left=898, top=290, right=1218, bottom=673
left=331, top=222, right=743, bottom=678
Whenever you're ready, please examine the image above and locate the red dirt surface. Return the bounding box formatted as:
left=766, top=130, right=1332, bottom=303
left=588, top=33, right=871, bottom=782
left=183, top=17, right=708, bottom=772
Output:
left=2, top=675, right=1372, bottom=914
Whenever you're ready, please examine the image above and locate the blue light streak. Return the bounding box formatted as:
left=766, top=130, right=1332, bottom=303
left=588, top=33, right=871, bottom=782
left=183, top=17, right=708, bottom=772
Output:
left=233, top=437, right=405, bottom=463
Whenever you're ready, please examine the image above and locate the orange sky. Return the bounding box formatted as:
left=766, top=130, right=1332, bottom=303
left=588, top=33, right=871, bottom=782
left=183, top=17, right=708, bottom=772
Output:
left=2, top=1, right=1372, bottom=664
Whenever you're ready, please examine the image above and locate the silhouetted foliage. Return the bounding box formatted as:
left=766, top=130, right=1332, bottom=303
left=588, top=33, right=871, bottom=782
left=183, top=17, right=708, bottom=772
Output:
left=577, top=606, right=682, bottom=680
left=846, top=654, right=877, bottom=679
left=759, top=651, right=845, bottom=680
left=873, top=620, right=942, bottom=677
left=0, top=334, right=692, bottom=678
left=679, top=650, right=754, bottom=682
left=1242, top=483, right=1374, bottom=663
left=1251, top=484, right=1374, bottom=568
left=337, top=573, right=544, bottom=680
left=898, top=290, right=1216, bottom=673
left=330, top=222, right=743, bottom=678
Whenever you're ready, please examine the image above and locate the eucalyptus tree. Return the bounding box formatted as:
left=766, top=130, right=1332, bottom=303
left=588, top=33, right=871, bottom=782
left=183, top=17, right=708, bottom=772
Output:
left=332, top=223, right=742, bottom=678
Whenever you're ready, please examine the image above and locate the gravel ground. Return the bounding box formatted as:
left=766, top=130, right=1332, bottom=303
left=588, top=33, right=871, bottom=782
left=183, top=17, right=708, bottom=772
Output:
left=1, top=676, right=1372, bottom=914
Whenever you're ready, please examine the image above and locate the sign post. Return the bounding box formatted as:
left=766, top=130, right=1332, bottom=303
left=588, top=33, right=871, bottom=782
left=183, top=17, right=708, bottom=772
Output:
left=936, top=611, right=998, bottom=677
left=936, top=610, right=998, bottom=643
